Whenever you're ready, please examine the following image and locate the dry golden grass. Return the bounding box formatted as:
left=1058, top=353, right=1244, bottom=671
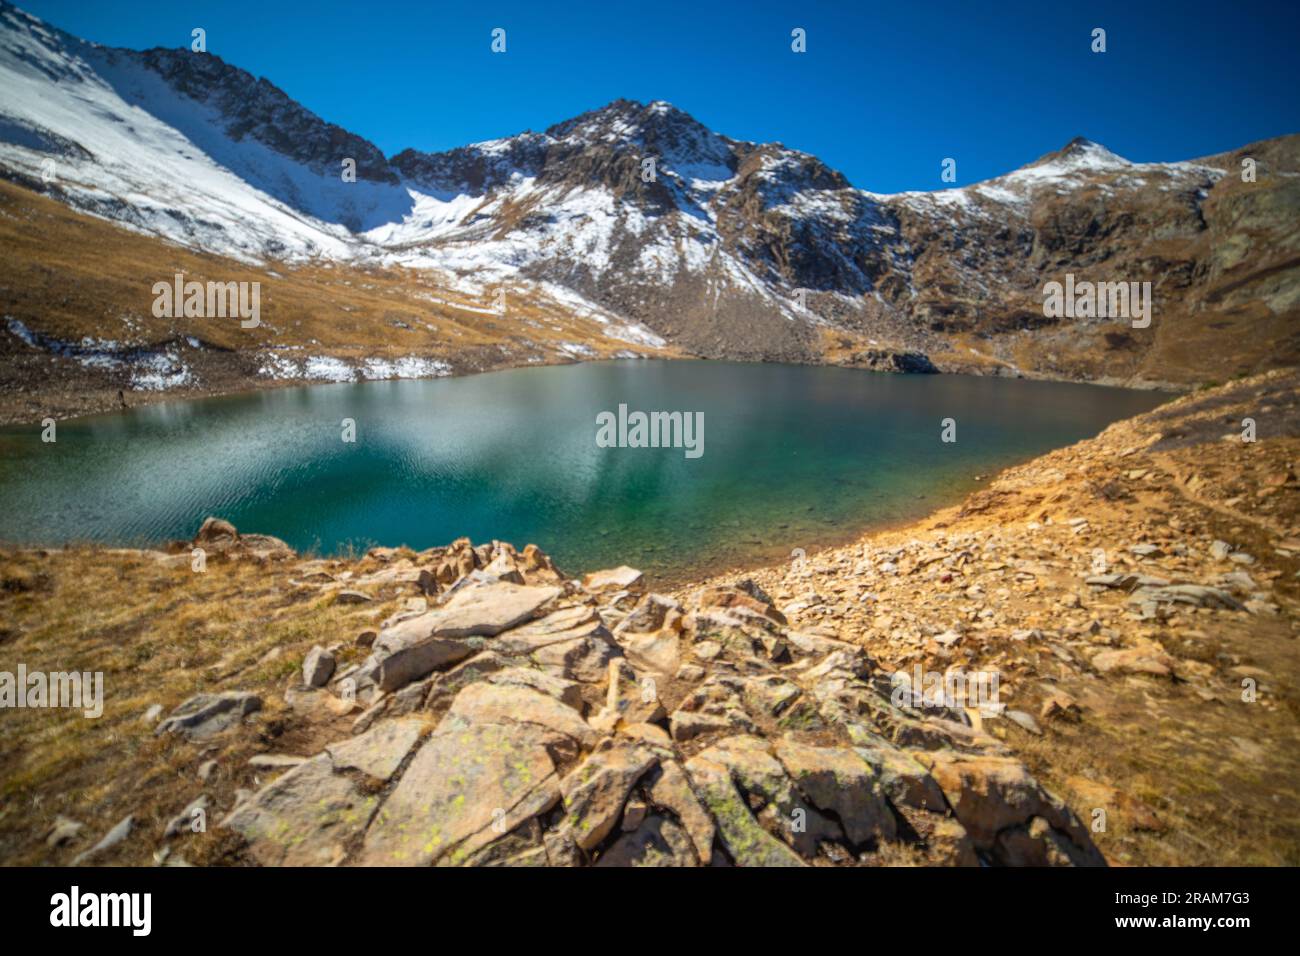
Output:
left=0, top=544, right=429, bottom=865
left=0, top=179, right=663, bottom=354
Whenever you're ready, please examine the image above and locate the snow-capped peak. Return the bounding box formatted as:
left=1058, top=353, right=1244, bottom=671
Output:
left=1027, top=136, right=1131, bottom=173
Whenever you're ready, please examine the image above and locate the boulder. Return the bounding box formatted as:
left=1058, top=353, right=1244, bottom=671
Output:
left=447, top=683, right=601, bottom=750
left=493, top=616, right=616, bottom=686
left=740, top=674, right=801, bottom=718
left=696, top=736, right=841, bottom=857
left=1041, top=692, right=1083, bottom=722
left=518, top=544, right=562, bottom=583
left=683, top=756, right=805, bottom=867
left=619, top=629, right=682, bottom=676
left=621, top=798, right=648, bottom=832
left=594, top=816, right=697, bottom=866
left=71, top=815, right=133, bottom=865
left=422, top=651, right=512, bottom=711
left=774, top=738, right=897, bottom=845
left=194, top=516, right=237, bottom=544
left=482, top=551, right=525, bottom=584
left=646, top=760, right=715, bottom=861
left=598, top=659, right=666, bottom=728
left=163, top=795, right=209, bottom=838
left=670, top=710, right=750, bottom=741
left=248, top=754, right=308, bottom=770
left=334, top=589, right=373, bottom=605
left=358, top=719, right=561, bottom=866
left=1129, top=584, right=1245, bottom=611
left=916, top=751, right=1103, bottom=865
left=222, top=754, right=378, bottom=866
left=1004, top=710, right=1043, bottom=735
left=994, top=816, right=1101, bottom=867
left=485, top=667, right=584, bottom=710
left=560, top=740, right=658, bottom=851
left=302, top=645, right=336, bottom=688
left=429, top=581, right=562, bottom=637
left=1091, top=646, right=1177, bottom=678
left=371, top=613, right=477, bottom=691
left=491, top=606, right=604, bottom=653
left=669, top=675, right=758, bottom=742
left=616, top=593, right=682, bottom=635
left=155, top=691, right=262, bottom=740
left=325, top=717, right=425, bottom=780
left=239, top=533, right=295, bottom=558
left=697, top=585, right=787, bottom=624
left=45, top=816, right=84, bottom=848
left=850, top=739, right=947, bottom=812
left=927, top=816, right=980, bottom=866
left=583, top=566, right=645, bottom=594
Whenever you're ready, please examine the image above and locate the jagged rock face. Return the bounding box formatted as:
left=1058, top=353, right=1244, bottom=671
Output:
left=539, top=99, right=734, bottom=205
left=115, top=47, right=398, bottom=185
left=713, top=145, right=905, bottom=295
left=391, top=133, right=551, bottom=194
left=387, top=100, right=916, bottom=359
left=886, top=141, right=1216, bottom=332
left=0, top=3, right=1295, bottom=381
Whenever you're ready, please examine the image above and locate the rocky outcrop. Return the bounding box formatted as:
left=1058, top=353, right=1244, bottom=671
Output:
left=680, top=367, right=1300, bottom=866
left=118, top=46, right=398, bottom=186
left=842, top=349, right=939, bottom=374
left=201, top=545, right=1103, bottom=867
left=182, top=516, right=295, bottom=563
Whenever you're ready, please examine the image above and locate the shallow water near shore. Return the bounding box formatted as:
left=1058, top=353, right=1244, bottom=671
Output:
left=0, top=360, right=1166, bottom=584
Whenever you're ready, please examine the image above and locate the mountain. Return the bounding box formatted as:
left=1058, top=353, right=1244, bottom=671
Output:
left=0, top=0, right=1297, bottom=419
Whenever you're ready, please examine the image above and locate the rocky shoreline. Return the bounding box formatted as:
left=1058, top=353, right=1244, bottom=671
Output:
left=1, top=368, right=1295, bottom=866
left=0, top=340, right=662, bottom=428
left=0, top=347, right=1189, bottom=428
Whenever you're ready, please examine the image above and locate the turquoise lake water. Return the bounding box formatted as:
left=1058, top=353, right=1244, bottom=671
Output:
left=0, top=360, right=1166, bottom=583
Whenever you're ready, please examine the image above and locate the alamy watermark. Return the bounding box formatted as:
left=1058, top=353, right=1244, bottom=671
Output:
left=890, top=665, right=999, bottom=710
left=50, top=886, right=150, bottom=936
left=1, top=665, right=103, bottom=718
left=152, top=273, right=260, bottom=328
left=596, top=403, right=704, bottom=459
left=1042, top=274, right=1151, bottom=328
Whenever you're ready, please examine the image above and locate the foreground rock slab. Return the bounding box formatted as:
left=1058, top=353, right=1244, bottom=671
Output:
left=429, top=582, right=563, bottom=637
left=222, top=754, right=377, bottom=866
left=358, top=718, right=560, bottom=866
left=155, top=692, right=262, bottom=741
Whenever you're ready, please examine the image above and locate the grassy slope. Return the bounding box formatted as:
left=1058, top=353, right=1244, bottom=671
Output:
left=0, top=179, right=681, bottom=423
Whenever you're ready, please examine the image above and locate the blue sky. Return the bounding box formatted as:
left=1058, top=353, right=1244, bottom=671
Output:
left=17, top=0, right=1300, bottom=192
